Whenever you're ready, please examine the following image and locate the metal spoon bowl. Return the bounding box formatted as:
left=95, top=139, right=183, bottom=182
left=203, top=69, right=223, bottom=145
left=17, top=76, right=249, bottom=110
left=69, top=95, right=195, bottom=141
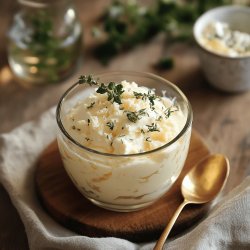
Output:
left=154, top=154, right=230, bottom=250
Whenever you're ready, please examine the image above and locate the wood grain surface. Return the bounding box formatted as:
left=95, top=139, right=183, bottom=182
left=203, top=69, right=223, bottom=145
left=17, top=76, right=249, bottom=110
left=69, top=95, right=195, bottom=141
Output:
left=35, top=131, right=210, bottom=242
left=0, top=1, right=249, bottom=250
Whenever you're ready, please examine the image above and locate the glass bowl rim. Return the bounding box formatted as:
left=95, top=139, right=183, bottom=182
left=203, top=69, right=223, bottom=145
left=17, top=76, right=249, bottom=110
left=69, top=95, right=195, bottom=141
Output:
left=56, top=71, right=193, bottom=158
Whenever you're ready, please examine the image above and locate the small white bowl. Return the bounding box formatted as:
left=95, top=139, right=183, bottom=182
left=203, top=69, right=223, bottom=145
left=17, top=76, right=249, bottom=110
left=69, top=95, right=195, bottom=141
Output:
left=193, top=5, right=250, bottom=92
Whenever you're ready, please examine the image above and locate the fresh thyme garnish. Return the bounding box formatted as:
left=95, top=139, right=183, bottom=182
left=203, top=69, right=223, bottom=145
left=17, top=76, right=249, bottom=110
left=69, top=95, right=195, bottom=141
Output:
left=147, top=91, right=158, bottom=106
left=85, top=137, right=90, bottom=141
left=78, top=75, right=98, bottom=86
left=106, top=121, right=115, bottom=130
left=126, top=109, right=147, bottom=123
left=146, top=137, right=151, bottom=142
left=156, top=116, right=163, bottom=121
left=133, top=91, right=147, bottom=100
left=78, top=75, right=179, bottom=131
left=87, top=102, right=95, bottom=109
left=164, top=105, right=179, bottom=119
left=133, top=91, right=159, bottom=107
left=78, top=75, right=124, bottom=105
left=146, top=123, right=160, bottom=132
left=96, top=82, right=124, bottom=104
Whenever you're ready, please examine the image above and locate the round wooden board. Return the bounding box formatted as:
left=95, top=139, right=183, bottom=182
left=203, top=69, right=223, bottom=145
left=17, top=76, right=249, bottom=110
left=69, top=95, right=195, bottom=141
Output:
left=35, top=130, right=210, bottom=242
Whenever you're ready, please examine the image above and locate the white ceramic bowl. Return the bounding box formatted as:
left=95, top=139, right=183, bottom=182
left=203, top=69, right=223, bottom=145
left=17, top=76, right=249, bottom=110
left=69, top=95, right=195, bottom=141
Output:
left=193, top=5, right=250, bottom=92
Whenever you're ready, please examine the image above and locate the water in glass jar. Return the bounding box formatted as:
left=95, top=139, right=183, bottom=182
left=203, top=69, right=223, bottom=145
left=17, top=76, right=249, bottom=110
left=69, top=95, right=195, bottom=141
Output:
left=8, top=5, right=82, bottom=85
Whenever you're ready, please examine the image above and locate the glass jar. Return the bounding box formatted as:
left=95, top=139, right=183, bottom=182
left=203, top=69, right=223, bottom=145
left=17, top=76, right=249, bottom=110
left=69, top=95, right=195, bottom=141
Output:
left=7, top=0, right=82, bottom=85
left=56, top=71, right=193, bottom=212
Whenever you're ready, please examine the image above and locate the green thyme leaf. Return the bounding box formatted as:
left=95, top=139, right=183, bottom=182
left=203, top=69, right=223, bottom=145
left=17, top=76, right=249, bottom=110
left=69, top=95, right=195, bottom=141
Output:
left=106, top=121, right=115, bottom=130
left=97, top=82, right=124, bottom=104
left=126, top=109, right=147, bottom=123
left=133, top=91, right=147, bottom=100
left=164, top=105, right=179, bottom=119
left=133, top=91, right=159, bottom=107
left=147, top=91, right=157, bottom=106
left=78, top=75, right=98, bottom=85
left=77, top=75, right=124, bottom=105
left=146, top=123, right=160, bottom=132
left=87, top=102, right=95, bottom=109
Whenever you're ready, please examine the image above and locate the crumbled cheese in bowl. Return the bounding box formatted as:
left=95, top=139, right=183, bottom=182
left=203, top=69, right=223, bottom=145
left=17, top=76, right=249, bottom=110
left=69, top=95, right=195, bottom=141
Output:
left=200, top=21, right=250, bottom=57
left=57, top=75, right=192, bottom=211
left=63, top=80, right=185, bottom=154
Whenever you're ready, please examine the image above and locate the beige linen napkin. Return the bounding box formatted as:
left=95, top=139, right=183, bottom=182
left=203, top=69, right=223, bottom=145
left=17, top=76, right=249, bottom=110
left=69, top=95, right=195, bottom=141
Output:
left=0, top=108, right=249, bottom=250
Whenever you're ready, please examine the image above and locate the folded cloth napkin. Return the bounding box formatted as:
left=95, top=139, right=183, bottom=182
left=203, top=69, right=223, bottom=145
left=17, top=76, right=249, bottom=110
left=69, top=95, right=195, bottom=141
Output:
left=0, top=108, right=249, bottom=250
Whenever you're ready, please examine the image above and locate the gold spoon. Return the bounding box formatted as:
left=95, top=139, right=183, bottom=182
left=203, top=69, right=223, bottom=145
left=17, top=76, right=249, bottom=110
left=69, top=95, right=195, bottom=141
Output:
left=154, top=154, right=230, bottom=250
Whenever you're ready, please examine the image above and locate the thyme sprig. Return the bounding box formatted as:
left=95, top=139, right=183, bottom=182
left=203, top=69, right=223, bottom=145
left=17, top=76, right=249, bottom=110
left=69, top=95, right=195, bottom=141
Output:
left=126, top=109, right=147, bottom=123
left=133, top=91, right=147, bottom=100
left=78, top=75, right=179, bottom=127
left=78, top=75, right=98, bottom=86
left=133, top=91, right=159, bottom=106
left=97, top=82, right=124, bottom=104
left=164, top=105, right=179, bottom=119
left=146, top=123, right=160, bottom=132
left=78, top=75, right=124, bottom=105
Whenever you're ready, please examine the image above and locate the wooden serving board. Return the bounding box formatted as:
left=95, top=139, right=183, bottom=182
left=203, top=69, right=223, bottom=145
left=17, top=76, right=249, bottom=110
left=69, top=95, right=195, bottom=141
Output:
left=35, top=130, right=210, bottom=242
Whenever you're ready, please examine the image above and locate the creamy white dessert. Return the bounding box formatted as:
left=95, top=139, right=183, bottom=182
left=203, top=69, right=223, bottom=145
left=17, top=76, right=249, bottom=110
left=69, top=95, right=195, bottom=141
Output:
left=57, top=77, right=191, bottom=211
left=200, top=21, right=250, bottom=57
left=63, top=80, right=185, bottom=154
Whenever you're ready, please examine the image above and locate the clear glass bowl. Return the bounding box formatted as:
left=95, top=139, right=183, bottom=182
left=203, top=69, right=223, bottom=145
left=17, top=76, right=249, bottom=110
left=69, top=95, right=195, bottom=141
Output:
left=56, top=71, right=193, bottom=212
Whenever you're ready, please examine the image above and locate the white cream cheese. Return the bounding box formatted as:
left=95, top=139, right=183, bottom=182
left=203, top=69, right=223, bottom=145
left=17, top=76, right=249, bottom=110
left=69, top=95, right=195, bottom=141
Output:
left=57, top=79, right=191, bottom=211
left=200, top=21, right=250, bottom=57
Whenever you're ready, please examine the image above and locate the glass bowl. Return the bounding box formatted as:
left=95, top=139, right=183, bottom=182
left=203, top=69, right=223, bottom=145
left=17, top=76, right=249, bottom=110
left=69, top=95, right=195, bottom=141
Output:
left=56, top=71, right=193, bottom=212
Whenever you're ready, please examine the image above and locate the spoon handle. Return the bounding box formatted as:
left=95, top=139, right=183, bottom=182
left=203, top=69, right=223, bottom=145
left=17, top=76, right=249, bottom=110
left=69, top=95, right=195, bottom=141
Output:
left=154, top=200, right=189, bottom=250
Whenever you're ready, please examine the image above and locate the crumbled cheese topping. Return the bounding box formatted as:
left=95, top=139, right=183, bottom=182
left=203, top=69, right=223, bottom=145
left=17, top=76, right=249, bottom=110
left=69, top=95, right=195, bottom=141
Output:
left=63, top=80, right=186, bottom=154
left=200, top=21, right=250, bottom=57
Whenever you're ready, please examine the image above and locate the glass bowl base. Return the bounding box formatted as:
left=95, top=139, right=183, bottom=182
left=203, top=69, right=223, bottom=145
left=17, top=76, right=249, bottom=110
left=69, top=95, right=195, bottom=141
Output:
left=88, top=197, right=155, bottom=212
